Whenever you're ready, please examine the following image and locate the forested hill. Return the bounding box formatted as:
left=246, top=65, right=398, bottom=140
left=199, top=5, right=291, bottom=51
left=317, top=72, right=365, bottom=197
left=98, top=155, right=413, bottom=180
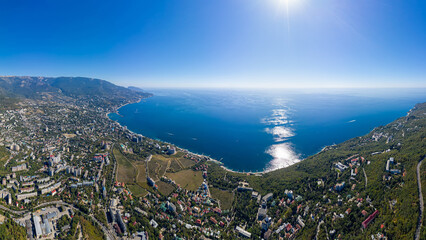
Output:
left=0, top=76, right=151, bottom=108
left=207, top=102, right=426, bottom=239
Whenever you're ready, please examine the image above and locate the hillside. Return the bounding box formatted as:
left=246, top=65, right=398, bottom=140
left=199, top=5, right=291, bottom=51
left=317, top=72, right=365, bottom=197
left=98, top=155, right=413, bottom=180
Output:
left=0, top=76, right=151, bottom=108
left=207, top=102, right=426, bottom=239
left=0, top=76, right=423, bottom=239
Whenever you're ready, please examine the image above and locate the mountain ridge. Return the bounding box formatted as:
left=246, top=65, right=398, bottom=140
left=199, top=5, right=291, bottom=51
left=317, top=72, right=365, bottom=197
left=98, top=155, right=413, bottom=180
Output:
left=0, top=76, right=152, bottom=108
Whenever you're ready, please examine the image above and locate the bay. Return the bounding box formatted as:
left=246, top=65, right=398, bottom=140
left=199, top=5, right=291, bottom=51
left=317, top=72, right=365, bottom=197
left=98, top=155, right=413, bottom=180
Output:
left=109, top=88, right=425, bottom=172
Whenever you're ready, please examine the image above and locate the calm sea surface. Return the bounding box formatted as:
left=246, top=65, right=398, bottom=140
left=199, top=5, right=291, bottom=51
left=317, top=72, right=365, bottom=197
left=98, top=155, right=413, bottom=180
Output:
left=109, top=88, right=425, bottom=172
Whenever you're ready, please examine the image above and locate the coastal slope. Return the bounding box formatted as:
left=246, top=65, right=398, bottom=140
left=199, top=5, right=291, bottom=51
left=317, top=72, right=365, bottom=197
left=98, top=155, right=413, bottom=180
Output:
left=0, top=75, right=424, bottom=239
left=207, top=102, right=426, bottom=239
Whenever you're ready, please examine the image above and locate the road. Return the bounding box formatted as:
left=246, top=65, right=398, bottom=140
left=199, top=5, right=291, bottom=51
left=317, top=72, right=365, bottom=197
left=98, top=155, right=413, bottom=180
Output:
left=0, top=203, right=25, bottom=215
left=315, top=220, right=324, bottom=240
left=415, top=158, right=424, bottom=240
left=110, top=143, right=118, bottom=185
left=363, top=168, right=368, bottom=188
left=146, top=154, right=151, bottom=179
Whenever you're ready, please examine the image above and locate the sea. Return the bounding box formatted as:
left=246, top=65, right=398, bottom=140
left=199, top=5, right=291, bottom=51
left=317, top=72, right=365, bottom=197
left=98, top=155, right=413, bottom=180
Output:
left=108, top=88, right=425, bottom=172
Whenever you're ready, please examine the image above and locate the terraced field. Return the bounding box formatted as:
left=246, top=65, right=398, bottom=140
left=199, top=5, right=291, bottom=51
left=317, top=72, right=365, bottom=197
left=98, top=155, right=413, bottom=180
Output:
left=157, top=181, right=176, bottom=196
left=166, top=169, right=204, bottom=191
left=115, top=147, right=201, bottom=197
left=210, top=187, right=234, bottom=210
left=114, top=147, right=136, bottom=183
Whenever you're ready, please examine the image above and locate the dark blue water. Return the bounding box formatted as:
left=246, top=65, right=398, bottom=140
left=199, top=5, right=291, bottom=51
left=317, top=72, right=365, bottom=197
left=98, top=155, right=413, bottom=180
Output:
left=109, top=88, right=425, bottom=172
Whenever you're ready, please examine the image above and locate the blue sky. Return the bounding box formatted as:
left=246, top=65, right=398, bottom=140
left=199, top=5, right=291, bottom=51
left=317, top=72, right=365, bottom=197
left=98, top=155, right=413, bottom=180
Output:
left=0, top=0, right=425, bottom=88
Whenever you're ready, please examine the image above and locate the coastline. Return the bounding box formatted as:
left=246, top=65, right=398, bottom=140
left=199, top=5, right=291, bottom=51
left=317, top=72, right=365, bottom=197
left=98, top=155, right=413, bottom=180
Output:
left=106, top=96, right=367, bottom=176
left=105, top=97, right=144, bottom=118
left=105, top=95, right=391, bottom=175
left=104, top=97, right=273, bottom=175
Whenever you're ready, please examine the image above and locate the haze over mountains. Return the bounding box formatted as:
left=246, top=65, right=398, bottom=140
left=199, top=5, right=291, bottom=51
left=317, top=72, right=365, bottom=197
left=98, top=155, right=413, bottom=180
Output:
left=0, top=76, right=149, bottom=102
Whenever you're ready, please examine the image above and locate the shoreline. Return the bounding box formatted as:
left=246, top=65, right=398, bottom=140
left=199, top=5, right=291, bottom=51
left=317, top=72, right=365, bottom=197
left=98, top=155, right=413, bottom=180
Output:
left=105, top=97, right=144, bottom=118
left=106, top=94, right=370, bottom=175
left=104, top=97, right=354, bottom=175
left=105, top=97, right=275, bottom=175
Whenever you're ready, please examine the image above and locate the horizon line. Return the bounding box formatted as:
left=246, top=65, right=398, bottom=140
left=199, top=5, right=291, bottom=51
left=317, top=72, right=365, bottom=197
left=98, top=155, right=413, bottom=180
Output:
left=2, top=75, right=425, bottom=89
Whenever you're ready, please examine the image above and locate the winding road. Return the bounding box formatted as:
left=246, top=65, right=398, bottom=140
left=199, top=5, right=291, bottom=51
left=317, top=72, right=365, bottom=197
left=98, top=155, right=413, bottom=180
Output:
left=0, top=203, right=25, bottom=215
left=415, top=158, right=424, bottom=240
left=315, top=220, right=324, bottom=240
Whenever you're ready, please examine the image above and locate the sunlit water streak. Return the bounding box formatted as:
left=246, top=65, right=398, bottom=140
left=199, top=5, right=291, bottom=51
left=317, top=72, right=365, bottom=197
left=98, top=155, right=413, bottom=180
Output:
left=109, top=88, right=425, bottom=172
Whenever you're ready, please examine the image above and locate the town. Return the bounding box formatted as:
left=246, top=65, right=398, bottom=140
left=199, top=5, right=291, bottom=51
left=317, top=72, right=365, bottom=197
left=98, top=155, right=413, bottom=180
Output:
left=0, top=77, right=424, bottom=240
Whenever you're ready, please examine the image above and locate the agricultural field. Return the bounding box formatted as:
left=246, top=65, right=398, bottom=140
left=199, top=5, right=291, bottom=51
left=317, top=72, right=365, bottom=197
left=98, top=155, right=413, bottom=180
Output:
left=179, top=157, right=197, bottom=169
left=115, top=147, right=201, bottom=196
left=134, top=162, right=147, bottom=184
left=114, top=147, right=137, bottom=183
left=148, top=155, right=169, bottom=181
left=127, top=184, right=148, bottom=198
left=169, top=159, right=183, bottom=172
left=166, top=169, right=204, bottom=191
left=210, top=187, right=234, bottom=210
left=157, top=181, right=176, bottom=196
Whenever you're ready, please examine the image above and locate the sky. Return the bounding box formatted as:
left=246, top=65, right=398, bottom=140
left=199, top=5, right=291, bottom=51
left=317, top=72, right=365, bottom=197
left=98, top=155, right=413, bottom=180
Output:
left=0, top=0, right=425, bottom=88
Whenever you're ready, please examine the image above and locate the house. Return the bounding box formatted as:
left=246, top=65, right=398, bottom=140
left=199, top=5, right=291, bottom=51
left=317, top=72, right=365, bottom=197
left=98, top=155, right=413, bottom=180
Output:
left=262, top=217, right=271, bottom=231
left=335, top=182, right=345, bottom=192
left=116, top=211, right=127, bottom=235
left=264, top=229, right=272, bottom=239
left=386, top=157, right=395, bottom=172
left=236, top=226, right=251, bottom=238
left=297, top=215, right=305, bottom=228
left=335, top=162, right=348, bottom=171
left=252, top=191, right=259, bottom=198
left=345, top=208, right=352, bottom=215
left=167, top=201, right=176, bottom=213
left=262, top=193, right=274, bottom=202
left=285, top=190, right=294, bottom=200
left=147, top=177, right=155, bottom=187
left=258, top=207, right=267, bottom=220
left=362, top=210, right=379, bottom=228
left=149, top=219, right=158, bottom=228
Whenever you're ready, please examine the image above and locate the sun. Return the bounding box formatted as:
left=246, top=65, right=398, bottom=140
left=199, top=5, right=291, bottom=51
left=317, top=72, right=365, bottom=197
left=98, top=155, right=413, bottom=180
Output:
left=269, top=0, right=304, bottom=31
left=272, top=0, right=303, bottom=10
left=275, top=0, right=296, bottom=7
